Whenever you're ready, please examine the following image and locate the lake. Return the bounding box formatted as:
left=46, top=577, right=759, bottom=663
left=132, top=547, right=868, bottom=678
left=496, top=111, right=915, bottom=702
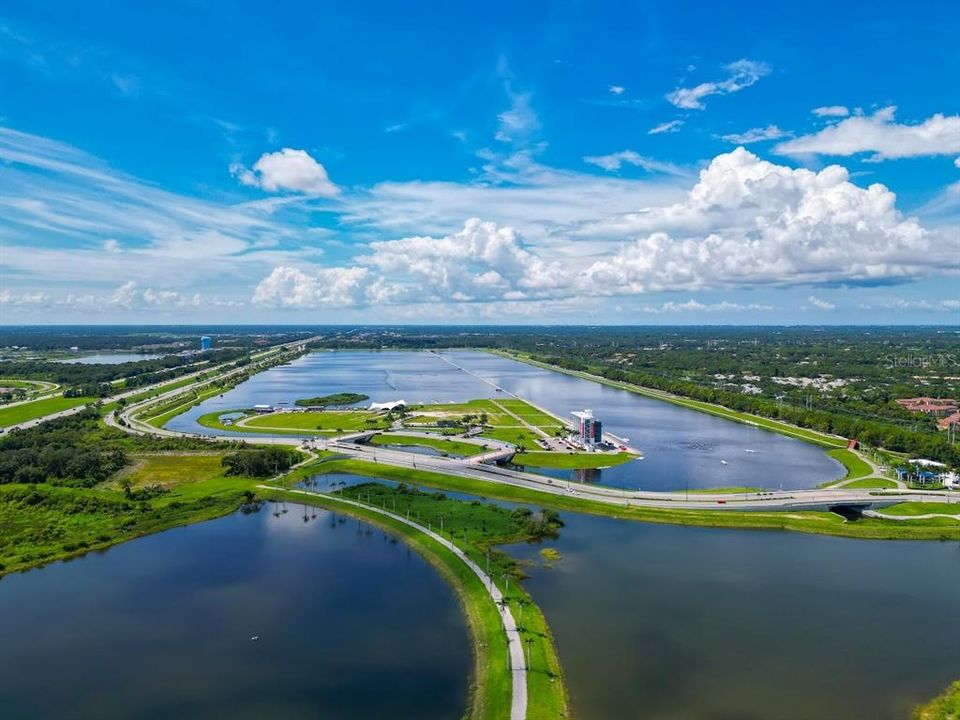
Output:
left=170, top=350, right=842, bottom=491
left=58, top=353, right=163, bottom=364
left=0, top=503, right=470, bottom=720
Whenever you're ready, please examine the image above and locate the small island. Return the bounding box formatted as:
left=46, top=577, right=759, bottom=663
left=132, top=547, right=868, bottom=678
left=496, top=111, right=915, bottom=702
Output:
left=295, top=392, right=370, bottom=407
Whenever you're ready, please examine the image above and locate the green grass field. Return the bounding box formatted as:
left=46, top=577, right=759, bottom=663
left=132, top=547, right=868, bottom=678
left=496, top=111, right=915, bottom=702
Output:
left=0, top=395, right=94, bottom=428
left=513, top=450, right=635, bottom=469
left=243, top=409, right=390, bottom=432
left=877, top=502, right=960, bottom=517
left=118, top=453, right=228, bottom=488
left=842, top=477, right=898, bottom=489
left=369, top=433, right=486, bottom=456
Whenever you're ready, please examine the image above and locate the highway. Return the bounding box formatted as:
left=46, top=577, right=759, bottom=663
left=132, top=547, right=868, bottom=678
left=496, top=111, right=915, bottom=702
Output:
left=6, top=337, right=320, bottom=434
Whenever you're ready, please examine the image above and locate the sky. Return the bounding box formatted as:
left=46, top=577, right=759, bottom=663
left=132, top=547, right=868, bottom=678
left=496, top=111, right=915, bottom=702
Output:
left=1, top=0, right=959, bottom=325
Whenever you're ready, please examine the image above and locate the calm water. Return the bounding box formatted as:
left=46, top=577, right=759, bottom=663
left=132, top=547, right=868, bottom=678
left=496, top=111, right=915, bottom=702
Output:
left=58, top=353, right=163, bottom=364
left=171, top=350, right=841, bottom=491
left=0, top=504, right=470, bottom=720
left=508, top=513, right=960, bottom=720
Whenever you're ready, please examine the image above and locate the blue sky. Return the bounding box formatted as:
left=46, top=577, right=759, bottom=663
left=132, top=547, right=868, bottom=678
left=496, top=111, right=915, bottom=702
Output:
left=1, top=0, right=958, bottom=324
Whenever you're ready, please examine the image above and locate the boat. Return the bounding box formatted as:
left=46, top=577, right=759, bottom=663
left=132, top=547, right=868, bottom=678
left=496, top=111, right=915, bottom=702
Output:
left=720, top=460, right=728, bottom=465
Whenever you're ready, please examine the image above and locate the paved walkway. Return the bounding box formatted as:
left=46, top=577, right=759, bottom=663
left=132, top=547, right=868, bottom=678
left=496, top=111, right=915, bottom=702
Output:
left=268, top=485, right=528, bottom=720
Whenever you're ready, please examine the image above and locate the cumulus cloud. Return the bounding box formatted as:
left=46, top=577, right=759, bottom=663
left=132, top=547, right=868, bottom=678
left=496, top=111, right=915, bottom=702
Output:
left=583, top=150, right=688, bottom=176
left=955, top=157, right=960, bottom=169
left=648, top=120, right=684, bottom=135
left=807, top=296, right=836, bottom=311
left=776, top=107, right=960, bottom=161
left=609, top=85, right=625, bottom=95
left=720, top=125, right=790, bottom=144
left=252, top=219, right=566, bottom=308
left=252, top=266, right=371, bottom=307
left=231, top=148, right=339, bottom=196
left=812, top=105, right=850, bottom=118
left=575, top=148, right=958, bottom=292
left=666, top=59, right=771, bottom=110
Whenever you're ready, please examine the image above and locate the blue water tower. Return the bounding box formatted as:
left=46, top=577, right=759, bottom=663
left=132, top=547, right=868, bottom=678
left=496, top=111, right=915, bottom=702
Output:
left=200, top=336, right=213, bottom=351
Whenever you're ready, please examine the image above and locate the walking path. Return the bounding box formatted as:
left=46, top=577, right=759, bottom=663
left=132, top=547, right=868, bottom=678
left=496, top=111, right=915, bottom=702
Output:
left=264, top=484, right=528, bottom=720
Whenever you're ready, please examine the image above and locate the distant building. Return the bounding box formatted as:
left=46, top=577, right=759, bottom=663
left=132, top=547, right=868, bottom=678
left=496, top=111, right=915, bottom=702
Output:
left=200, top=336, right=213, bottom=351
left=369, top=400, right=406, bottom=412
left=896, top=397, right=958, bottom=417
left=252, top=404, right=273, bottom=413
left=571, top=409, right=603, bottom=447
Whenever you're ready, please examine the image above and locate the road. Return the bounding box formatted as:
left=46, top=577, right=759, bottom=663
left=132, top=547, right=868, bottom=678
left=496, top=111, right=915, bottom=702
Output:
left=271, top=485, right=528, bottom=720
left=7, top=337, right=321, bottom=434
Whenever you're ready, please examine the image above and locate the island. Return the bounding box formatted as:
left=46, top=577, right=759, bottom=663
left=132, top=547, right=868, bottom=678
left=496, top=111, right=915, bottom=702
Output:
left=295, top=392, right=370, bottom=407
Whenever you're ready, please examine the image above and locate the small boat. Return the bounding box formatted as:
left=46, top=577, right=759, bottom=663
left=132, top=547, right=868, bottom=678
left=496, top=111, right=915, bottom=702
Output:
left=720, top=460, right=728, bottom=465
left=250, top=635, right=260, bottom=642
left=745, top=449, right=757, bottom=454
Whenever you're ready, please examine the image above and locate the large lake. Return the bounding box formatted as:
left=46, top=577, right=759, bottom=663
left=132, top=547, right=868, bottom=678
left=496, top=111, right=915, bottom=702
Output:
left=0, top=504, right=470, bottom=720
left=507, top=512, right=960, bottom=720
left=170, top=350, right=842, bottom=491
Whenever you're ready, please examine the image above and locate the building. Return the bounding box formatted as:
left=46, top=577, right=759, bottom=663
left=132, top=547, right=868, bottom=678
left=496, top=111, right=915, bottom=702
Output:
left=896, top=397, right=958, bottom=417
left=571, top=409, right=603, bottom=447
left=200, top=336, right=213, bottom=351
left=369, top=400, right=406, bottom=412
left=252, top=404, right=273, bottom=414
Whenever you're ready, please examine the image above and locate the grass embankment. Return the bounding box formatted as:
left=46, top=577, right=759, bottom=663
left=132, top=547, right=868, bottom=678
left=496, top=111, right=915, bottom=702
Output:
left=411, top=398, right=566, bottom=449
left=262, top=481, right=568, bottom=720
left=309, top=458, right=960, bottom=541
left=498, top=351, right=848, bottom=449
left=914, top=680, right=960, bottom=719
left=0, top=395, right=93, bottom=428
left=369, top=433, right=486, bottom=457
left=827, top=448, right=874, bottom=481
left=843, top=478, right=898, bottom=489
left=877, top=502, right=960, bottom=517
left=512, top=450, right=635, bottom=470
left=137, top=383, right=232, bottom=429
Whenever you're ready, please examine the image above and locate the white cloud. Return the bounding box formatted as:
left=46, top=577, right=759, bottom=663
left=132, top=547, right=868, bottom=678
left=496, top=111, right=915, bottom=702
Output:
left=103, top=239, right=121, bottom=253
left=954, top=157, right=960, bottom=169
left=609, top=85, right=625, bottom=95
left=0, top=289, right=52, bottom=307
left=858, top=298, right=960, bottom=312
left=252, top=266, right=370, bottom=307
left=812, top=105, right=850, bottom=118
left=666, top=59, right=771, bottom=110
left=639, top=299, right=774, bottom=314
left=231, top=148, right=339, bottom=196
left=648, top=120, right=684, bottom=135
left=583, top=150, right=688, bottom=176
left=807, top=296, right=836, bottom=311
left=495, top=92, right=540, bottom=143
left=721, top=125, right=790, bottom=144
left=1, top=282, right=242, bottom=313
left=574, top=148, right=959, bottom=292
left=776, top=107, right=960, bottom=161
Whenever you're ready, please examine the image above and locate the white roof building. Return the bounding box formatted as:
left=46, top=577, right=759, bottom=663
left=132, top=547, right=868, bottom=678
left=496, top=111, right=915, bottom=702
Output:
left=369, top=400, right=407, bottom=412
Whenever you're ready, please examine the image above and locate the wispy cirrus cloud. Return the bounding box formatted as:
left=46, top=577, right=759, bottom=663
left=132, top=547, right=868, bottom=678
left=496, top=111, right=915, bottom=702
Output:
left=666, top=59, right=771, bottom=110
